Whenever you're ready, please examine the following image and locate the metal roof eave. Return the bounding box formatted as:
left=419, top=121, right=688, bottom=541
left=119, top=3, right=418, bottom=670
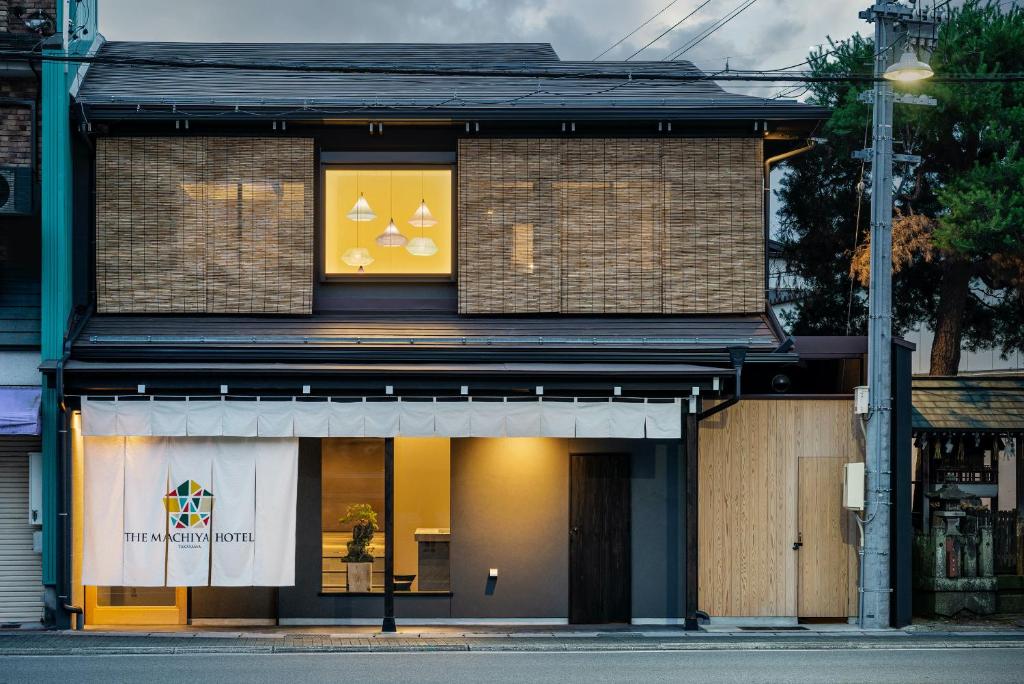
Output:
left=75, top=102, right=830, bottom=124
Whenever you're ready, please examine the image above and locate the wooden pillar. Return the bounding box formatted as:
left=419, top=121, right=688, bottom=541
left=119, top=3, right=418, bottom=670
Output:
left=684, top=403, right=700, bottom=631
left=382, top=437, right=396, bottom=633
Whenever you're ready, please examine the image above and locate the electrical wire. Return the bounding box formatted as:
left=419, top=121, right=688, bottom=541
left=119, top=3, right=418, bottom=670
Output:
left=593, top=0, right=683, bottom=60
left=4, top=49, right=1024, bottom=85
left=663, top=0, right=760, bottom=61
left=624, top=0, right=713, bottom=61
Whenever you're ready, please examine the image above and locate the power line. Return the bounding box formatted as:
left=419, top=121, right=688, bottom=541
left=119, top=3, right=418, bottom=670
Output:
left=664, top=0, right=760, bottom=61
left=624, top=0, right=714, bottom=61
left=4, top=49, right=1024, bottom=84
left=593, top=0, right=683, bottom=60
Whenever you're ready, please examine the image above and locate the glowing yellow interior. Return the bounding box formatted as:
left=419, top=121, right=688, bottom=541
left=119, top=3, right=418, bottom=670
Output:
left=324, top=168, right=452, bottom=275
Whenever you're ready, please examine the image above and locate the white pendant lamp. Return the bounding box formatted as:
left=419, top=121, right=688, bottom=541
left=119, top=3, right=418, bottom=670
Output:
left=409, top=200, right=438, bottom=228
left=346, top=194, right=376, bottom=222
left=376, top=219, right=407, bottom=247
left=375, top=171, right=407, bottom=247
left=406, top=236, right=439, bottom=257
left=341, top=247, right=374, bottom=268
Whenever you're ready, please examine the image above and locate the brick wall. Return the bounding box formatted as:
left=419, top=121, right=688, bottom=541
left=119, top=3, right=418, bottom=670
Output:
left=0, top=81, right=36, bottom=167
left=3, top=1, right=57, bottom=35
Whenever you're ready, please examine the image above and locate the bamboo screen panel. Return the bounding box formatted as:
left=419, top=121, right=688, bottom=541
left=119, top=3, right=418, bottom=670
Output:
left=95, top=137, right=314, bottom=314
left=457, top=138, right=764, bottom=314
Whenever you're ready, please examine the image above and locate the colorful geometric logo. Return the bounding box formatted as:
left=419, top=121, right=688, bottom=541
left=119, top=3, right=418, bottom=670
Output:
left=163, top=480, right=214, bottom=529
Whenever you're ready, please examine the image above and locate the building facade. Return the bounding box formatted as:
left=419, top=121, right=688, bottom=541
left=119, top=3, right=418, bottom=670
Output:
left=33, top=33, right=915, bottom=629
left=0, top=1, right=54, bottom=627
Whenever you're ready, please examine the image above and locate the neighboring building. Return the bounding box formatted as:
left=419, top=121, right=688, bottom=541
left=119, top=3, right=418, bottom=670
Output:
left=37, top=32, right=915, bottom=629
left=0, top=2, right=52, bottom=627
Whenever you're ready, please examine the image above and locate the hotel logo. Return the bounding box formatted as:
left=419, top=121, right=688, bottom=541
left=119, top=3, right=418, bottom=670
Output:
left=163, top=479, right=214, bottom=529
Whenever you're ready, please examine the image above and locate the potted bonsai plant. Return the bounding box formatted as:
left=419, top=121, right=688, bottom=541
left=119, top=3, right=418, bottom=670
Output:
left=341, top=503, right=378, bottom=592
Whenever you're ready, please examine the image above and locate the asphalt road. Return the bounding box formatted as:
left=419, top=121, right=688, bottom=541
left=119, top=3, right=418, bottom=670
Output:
left=2, top=647, right=1023, bottom=683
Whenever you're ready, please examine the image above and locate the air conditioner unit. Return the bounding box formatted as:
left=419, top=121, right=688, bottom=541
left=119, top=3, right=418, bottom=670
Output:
left=0, top=166, right=33, bottom=215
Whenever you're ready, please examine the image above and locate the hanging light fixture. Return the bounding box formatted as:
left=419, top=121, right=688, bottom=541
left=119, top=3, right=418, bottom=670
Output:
left=346, top=194, right=376, bottom=222
left=406, top=170, right=437, bottom=256
left=406, top=236, right=439, bottom=257
left=409, top=200, right=437, bottom=228
left=376, top=171, right=407, bottom=247
left=342, top=171, right=374, bottom=271
left=341, top=247, right=374, bottom=270
left=883, top=46, right=934, bottom=82
left=376, top=219, right=408, bottom=247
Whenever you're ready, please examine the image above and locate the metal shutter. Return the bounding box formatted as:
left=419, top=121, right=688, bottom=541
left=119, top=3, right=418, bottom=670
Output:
left=0, top=437, right=43, bottom=624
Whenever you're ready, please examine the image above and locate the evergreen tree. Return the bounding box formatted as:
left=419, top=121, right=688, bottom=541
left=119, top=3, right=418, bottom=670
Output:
left=777, top=1, right=1024, bottom=375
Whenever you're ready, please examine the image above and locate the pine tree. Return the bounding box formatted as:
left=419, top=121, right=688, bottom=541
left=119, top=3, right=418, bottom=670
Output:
left=777, top=1, right=1024, bottom=375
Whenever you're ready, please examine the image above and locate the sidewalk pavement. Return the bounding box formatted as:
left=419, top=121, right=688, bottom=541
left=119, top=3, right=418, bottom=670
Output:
left=1, top=623, right=1023, bottom=656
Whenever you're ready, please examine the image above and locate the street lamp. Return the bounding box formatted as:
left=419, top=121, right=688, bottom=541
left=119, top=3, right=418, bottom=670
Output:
left=858, top=1, right=940, bottom=631
left=884, top=47, right=935, bottom=82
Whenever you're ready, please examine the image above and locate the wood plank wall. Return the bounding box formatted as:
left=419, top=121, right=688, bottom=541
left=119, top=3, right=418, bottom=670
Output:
left=698, top=399, right=863, bottom=618
left=95, top=137, right=314, bottom=314
left=457, top=138, right=764, bottom=315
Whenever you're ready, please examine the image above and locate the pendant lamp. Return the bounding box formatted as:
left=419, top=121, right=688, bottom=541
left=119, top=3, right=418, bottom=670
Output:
left=376, top=219, right=408, bottom=247
left=409, top=200, right=437, bottom=228
left=375, top=171, right=407, bottom=247
left=342, top=247, right=374, bottom=268
left=406, top=236, right=439, bottom=257
left=346, top=194, right=376, bottom=222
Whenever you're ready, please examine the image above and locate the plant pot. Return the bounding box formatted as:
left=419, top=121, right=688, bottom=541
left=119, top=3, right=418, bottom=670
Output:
left=346, top=561, right=373, bottom=592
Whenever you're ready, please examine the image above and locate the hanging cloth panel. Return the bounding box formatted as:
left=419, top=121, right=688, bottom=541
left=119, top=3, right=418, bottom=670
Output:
left=210, top=441, right=257, bottom=586
left=81, top=437, right=126, bottom=586
left=165, top=440, right=216, bottom=586
left=122, top=437, right=170, bottom=586
left=82, top=396, right=683, bottom=439
left=82, top=436, right=299, bottom=587
left=253, top=439, right=298, bottom=585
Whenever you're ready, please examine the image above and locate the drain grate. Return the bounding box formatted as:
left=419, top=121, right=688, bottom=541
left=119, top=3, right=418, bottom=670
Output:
left=737, top=625, right=808, bottom=631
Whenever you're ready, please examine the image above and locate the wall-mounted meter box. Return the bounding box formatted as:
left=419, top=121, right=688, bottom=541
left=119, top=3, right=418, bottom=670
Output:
left=854, top=386, right=869, bottom=415
left=843, top=462, right=865, bottom=511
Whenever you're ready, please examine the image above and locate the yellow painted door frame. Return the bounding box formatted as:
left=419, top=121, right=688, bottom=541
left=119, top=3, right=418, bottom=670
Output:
left=84, top=586, right=187, bottom=626
left=74, top=411, right=188, bottom=627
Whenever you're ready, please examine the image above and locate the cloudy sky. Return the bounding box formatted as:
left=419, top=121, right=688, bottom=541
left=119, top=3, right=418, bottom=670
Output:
left=98, top=0, right=870, bottom=95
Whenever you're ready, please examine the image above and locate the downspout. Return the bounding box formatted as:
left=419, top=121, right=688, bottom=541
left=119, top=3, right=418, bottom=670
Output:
left=763, top=140, right=816, bottom=299
left=699, top=347, right=748, bottom=422
left=683, top=347, right=745, bottom=630
left=58, top=307, right=91, bottom=629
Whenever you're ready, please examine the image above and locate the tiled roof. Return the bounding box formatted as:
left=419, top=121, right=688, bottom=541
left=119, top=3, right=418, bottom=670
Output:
left=912, top=376, right=1024, bottom=432
left=76, top=41, right=829, bottom=122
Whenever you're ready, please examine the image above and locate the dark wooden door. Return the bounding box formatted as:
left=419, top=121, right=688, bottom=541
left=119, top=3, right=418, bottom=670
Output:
left=569, top=452, right=631, bottom=624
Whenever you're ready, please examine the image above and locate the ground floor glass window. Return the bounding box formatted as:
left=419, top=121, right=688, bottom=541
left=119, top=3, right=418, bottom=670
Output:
left=321, top=438, right=451, bottom=593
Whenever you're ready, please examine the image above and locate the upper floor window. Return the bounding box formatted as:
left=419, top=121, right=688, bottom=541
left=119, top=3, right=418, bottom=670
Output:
left=324, top=168, right=453, bottom=277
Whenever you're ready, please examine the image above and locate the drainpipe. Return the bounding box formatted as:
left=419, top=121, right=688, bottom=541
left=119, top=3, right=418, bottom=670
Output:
left=763, top=141, right=816, bottom=298
left=685, top=347, right=747, bottom=631
left=57, top=307, right=91, bottom=629
left=699, top=347, right=748, bottom=421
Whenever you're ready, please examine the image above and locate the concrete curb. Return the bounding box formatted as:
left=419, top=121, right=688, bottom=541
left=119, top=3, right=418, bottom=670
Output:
left=2, top=637, right=1023, bottom=656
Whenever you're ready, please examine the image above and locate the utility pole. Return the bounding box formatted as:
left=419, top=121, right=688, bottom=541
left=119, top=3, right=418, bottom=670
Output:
left=857, top=1, right=939, bottom=629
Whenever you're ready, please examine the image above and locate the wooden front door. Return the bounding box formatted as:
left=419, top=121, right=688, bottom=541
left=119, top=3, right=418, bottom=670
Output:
left=569, top=453, right=631, bottom=624
left=797, top=457, right=851, bottom=618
